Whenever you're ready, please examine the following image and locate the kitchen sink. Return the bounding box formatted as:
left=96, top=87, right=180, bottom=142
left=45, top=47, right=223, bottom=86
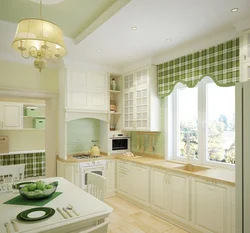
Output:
left=176, top=164, right=210, bottom=172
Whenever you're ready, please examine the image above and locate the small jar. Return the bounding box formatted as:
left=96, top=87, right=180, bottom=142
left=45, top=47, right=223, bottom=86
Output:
left=111, top=78, right=116, bottom=90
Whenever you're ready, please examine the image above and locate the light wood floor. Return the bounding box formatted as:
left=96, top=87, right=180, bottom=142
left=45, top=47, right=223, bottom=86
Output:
left=105, top=196, right=189, bottom=233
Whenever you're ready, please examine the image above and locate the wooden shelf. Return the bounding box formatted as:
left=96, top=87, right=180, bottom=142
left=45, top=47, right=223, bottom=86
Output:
left=109, top=112, right=121, bottom=115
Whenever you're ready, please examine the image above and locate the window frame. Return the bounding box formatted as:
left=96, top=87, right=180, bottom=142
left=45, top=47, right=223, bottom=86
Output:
left=167, top=77, right=235, bottom=169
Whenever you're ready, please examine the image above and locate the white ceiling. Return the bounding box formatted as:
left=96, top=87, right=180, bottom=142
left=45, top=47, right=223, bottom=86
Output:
left=0, top=0, right=250, bottom=73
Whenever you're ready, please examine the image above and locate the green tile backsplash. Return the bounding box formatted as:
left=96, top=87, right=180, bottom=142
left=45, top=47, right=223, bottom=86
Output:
left=67, top=118, right=100, bottom=154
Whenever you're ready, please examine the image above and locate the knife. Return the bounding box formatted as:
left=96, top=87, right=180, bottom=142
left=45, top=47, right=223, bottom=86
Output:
left=56, top=207, right=68, bottom=219
left=62, top=207, right=73, bottom=217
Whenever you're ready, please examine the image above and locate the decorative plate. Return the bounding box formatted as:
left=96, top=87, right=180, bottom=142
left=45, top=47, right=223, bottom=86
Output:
left=16, top=207, right=55, bottom=221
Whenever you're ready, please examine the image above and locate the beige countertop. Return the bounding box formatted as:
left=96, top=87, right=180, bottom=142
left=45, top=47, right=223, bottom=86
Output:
left=57, top=154, right=235, bottom=186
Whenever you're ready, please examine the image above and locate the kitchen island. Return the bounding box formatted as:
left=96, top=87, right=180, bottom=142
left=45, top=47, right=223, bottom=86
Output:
left=0, top=177, right=112, bottom=233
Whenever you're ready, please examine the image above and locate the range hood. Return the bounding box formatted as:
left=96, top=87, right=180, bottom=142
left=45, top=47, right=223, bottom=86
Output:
left=64, top=109, right=110, bottom=123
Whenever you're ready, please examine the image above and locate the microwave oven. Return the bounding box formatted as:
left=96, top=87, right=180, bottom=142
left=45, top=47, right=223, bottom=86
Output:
left=109, top=136, right=131, bottom=154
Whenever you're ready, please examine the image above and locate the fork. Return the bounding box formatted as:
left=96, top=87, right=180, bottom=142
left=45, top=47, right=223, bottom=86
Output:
left=4, top=222, right=10, bottom=233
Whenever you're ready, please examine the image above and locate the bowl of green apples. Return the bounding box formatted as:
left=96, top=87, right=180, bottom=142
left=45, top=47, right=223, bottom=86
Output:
left=19, top=181, right=59, bottom=200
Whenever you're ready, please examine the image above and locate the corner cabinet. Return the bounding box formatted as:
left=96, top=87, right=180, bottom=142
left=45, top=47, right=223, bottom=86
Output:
left=105, top=160, right=116, bottom=197
left=64, top=67, right=109, bottom=112
left=122, top=65, right=161, bottom=131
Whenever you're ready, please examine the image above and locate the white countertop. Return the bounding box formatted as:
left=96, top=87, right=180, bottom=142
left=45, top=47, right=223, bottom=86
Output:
left=0, top=177, right=112, bottom=233
left=0, top=150, right=45, bottom=156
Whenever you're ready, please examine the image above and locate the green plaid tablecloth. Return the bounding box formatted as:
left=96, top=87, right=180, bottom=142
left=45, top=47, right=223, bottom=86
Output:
left=0, top=152, right=45, bottom=177
left=157, top=38, right=240, bottom=97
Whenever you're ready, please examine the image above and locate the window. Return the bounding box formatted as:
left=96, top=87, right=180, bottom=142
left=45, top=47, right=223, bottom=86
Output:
left=170, top=77, right=235, bottom=167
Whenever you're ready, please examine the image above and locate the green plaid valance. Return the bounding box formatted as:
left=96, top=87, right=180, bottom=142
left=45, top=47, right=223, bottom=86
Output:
left=157, top=38, right=240, bottom=97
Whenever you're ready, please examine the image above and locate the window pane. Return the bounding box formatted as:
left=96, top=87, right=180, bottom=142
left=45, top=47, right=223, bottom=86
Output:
left=178, top=87, right=198, bottom=159
left=207, top=83, right=235, bottom=164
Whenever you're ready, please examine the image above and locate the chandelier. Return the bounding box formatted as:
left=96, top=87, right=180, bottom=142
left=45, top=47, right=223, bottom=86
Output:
left=12, top=0, right=67, bottom=72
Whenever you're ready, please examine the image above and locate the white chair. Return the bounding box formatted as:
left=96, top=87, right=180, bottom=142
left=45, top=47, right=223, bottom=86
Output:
left=79, top=221, right=109, bottom=233
left=86, top=173, right=106, bottom=201
left=0, top=164, right=25, bottom=182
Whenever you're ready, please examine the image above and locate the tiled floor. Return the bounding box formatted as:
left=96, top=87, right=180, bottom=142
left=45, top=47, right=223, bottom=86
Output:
left=105, top=196, right=189, bottom=233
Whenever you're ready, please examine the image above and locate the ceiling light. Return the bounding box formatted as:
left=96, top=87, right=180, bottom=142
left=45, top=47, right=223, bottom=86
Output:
left=128, top=56, right=132, bottom=59
left=97, top=49, right=101, bottom=52
left=166, top=38, right=171, bottom=42
left=231, top=8, right=238, bottom=12
left=12, top=0, right=67, bottom=72
left=131, top=26, right=137, bottom=30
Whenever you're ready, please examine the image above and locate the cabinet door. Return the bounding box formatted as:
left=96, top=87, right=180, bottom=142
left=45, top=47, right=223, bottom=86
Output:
left=135, top=88, right=148, bottom=130
left=192, top=179, right=228, bottom=233
left=136, top=68, right=148, bottom=88
left=151, top=169, right=168, bottom=213
left=124, top=73, right=134, bottom=91
left=169, top=173, right=189, bottom=222
left=116, top=169, right=130, bottom=196
left=123, top=91, right=134, bottom=129
left=243, top=30, right=250, bottom=63
left=131, top=164, right=150, bottom=205
left=105, top=160, right=116, bottom=197
left=116, top=161, right=130, bottom=196
left=2, top=103, right=23, bottom=129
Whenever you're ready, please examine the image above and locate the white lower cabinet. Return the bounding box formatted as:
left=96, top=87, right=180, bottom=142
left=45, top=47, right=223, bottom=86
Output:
left=116, top=160, right=131, bottom=196
left=130, top=163, right=150, bottom=206
left=192, top=178, right=230, bottom=233
left=151, top=168, right=168, bottom=214
left=57, top=161, right=80, bottom=187
left=169, top=172, right=189, bottom=223
left=105, top=160, right=116, bottom=197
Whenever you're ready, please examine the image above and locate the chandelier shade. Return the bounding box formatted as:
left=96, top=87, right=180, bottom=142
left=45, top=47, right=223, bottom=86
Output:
left=12, top=18, right=67, bottom=71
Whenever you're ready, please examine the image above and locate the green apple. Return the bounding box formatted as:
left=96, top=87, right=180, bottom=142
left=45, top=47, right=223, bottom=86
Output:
left=45, top=184, right=53, bottom=189
left=26, top=183, right=36, bottom=191
left=36, top=181, right=45, bottom=191
left=20, top=187, right=28, bottom=193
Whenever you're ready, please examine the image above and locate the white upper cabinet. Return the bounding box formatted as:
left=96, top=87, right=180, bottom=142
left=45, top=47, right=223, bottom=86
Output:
left=0, top=102, right=23, bottom=129
left=63, top=67, right=109, bottom=112
left=243, top=29, right=250, bottom=63
left=242, top=29, right=250, bottom=80
left=122, top=65, right=161, bottom=131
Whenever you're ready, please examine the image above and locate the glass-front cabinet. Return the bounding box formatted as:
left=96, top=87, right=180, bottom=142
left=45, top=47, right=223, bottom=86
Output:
left=122, top=65, right=161, bottom=132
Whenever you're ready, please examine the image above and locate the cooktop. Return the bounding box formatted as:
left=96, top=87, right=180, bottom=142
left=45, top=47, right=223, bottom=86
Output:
left=72, top=154, right=101, bottom=159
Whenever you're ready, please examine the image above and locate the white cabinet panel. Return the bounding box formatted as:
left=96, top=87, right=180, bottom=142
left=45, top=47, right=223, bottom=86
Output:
left=169, top=173, right=189, bottom=222
left=116, top=161, right=130, bottom=196
left=151, top=169, right=168, bottom=213
left=65, top=67, right=108, bottom=111
left=192, top=179, right=229, bottom=233
left=105, top=160, right=116, bottom=197
left=0, top=102, right=23, bottom=129
left=67, top=68, right=87, bottom=87
left=131, top=164, right=150, bottom=206
left=87, top=71, right=107, bottom=90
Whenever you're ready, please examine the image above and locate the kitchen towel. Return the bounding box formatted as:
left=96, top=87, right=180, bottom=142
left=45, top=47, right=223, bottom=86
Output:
left=3, top=192, right=62, bottom=206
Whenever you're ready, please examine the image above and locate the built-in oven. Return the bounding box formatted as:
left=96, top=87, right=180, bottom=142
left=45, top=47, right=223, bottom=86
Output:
left=109, top=136, right=131, bottom=154
left=79, top=160, right=106, bottom=190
